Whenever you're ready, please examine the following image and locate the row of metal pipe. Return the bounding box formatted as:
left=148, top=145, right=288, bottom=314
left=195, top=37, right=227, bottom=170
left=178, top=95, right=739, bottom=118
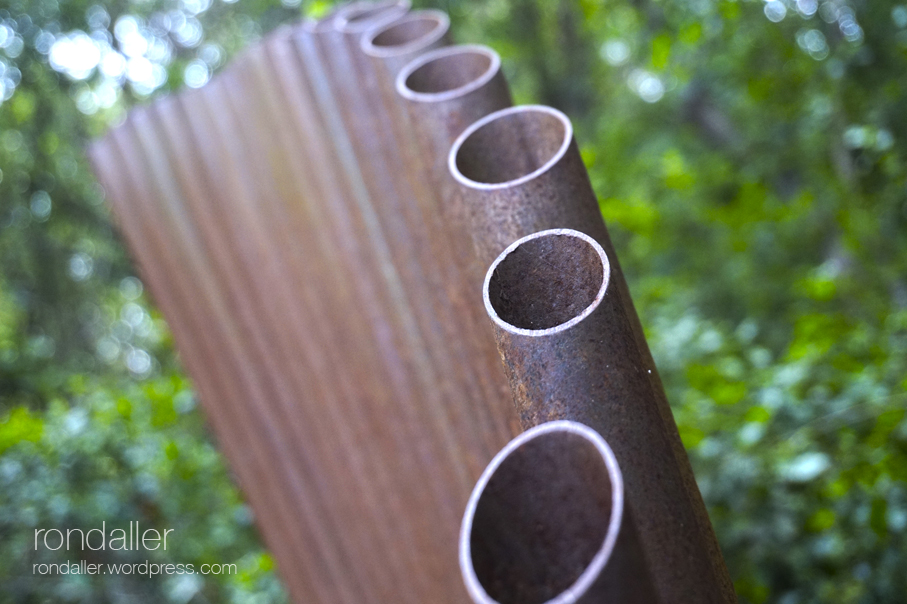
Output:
left=90, top=1, right=736, bottom=602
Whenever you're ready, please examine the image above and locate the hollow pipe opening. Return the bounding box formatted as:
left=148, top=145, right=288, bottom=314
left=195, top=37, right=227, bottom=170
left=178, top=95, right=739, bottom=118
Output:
left=396, top=45, right=500, bottom=102
left=450, top=105, right=572, bottom=189
left=334, top=0, right=411, bottom=34
left=361, top=10, right=449, bottom=57
left=484, top=229, right=610, bottom=336
left=460, top=421, right=624, bottom=604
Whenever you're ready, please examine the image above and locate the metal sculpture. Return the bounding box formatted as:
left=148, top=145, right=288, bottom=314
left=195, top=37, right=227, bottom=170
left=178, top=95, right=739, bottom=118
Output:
left=89, top=3, right=736, bottom=603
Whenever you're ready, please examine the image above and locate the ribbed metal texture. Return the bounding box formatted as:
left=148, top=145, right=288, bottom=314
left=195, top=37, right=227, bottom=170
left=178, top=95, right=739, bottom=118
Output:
left=89, top=4, right=520, bottom=603
left=89, top=3, right=735, bottom=603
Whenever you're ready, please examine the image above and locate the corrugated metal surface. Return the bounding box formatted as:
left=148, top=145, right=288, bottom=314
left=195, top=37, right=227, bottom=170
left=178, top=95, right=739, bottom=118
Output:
left=89, top=6, right=519, bottom=603
left=89, top=4, right=735, bottom=603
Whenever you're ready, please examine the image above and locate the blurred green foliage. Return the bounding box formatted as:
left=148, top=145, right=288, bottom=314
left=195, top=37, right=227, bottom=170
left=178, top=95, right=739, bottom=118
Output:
left=1, top=0, right=905, bottom=602
left=1, top=1, right=299, bottom=601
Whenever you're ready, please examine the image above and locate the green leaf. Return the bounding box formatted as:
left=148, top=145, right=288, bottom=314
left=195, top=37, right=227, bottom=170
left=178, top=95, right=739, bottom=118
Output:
left=0, top=407, right=44, bottom=454
left=651, top=33, right=672, bottom=70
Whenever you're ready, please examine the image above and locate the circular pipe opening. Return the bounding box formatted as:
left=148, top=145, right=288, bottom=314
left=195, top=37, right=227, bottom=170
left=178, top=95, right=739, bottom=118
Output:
left=396, top=45, right=500, bottom=103
left=449, top=105, right=572, bottom=189
left=361, top=11, right=449, bottom=57
left=484, top=229, right=610, bottom=336
left=460, top=421, right=623, bottom=604
left=335, top=1, right=410, bottom=34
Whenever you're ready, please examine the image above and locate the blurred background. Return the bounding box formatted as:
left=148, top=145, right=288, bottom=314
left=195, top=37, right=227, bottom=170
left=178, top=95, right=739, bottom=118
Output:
left=1, top=0, right=905, bottom=602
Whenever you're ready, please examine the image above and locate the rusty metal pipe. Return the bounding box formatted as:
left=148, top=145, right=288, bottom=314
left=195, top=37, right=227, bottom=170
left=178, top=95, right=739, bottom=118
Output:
left=359, top=11, right=521, bottom=461
left=286, top=21, right=482, bottom=599
left=361, top=9, right=451, bottom=76
left=395, top=45, right=513, bottom=287
left=397, top=45, right=512, bottom=182
left=480, top=229, right=736, bottom=603
left=461, top=420, right=656, bottom=604
left=319, top=7, right=508, bottom=491
left=451, top=106, right=734, bottom=602
left=295, top=7, right=520, bottom=601
left=449, top=105, right=600, bottom=266
left=448, top=104, right=664, bottom=373
left=448, top=105, right=682, bottom=442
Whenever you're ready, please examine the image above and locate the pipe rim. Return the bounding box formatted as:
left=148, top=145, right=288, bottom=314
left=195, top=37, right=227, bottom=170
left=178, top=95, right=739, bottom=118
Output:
left=448, top=105, right=573, bottom=190
left=396, top=44, right=501, bottom=104
left=460, top=420, right=625, bottom=604
left=483, top=229, right=610, bottom=337
left=334, top=0, right=411, bottom=34
left=360, top=10, right=450, bottom=58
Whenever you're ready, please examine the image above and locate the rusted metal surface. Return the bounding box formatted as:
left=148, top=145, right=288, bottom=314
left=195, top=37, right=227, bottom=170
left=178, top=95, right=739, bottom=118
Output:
left=90, top=115, right=330, bottom=604
left=88, top=2, right=735, bottom=603
left=302, top=2, right=519, bottom=478
left=481, top=229, right=736, bottom=603
left=448, top=105, right=669, bottom=390
left=397, top=45, right=513, bottom=281
left=361, top=21, right=521, bottom=470
left=461, top=421, right=657, bottom=604
left=362, top=9, right=451, bottom=75
left=88, top=3, right=528, bottom=604
left=397, top=44, right=513, bottom=168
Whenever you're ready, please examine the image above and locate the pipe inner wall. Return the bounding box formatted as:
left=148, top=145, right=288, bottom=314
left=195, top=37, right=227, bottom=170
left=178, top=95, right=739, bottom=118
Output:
left=486, top=230, right=608, bottom=332
left=451, top=106, right=571, bottom=187
left=362, top=11, right=449, bottom=57
left=461, top=421, right=623, bottom=604
left=398, top=46, right=498, bottom=98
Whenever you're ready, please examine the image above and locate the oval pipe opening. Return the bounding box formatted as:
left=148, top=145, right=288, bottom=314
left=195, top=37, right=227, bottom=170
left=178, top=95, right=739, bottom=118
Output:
left=396, top=44, right=500, bottom=103
left=484, top=229, right=610, bottom=336
left=361, top=10, right=449, bottom=57
left=334, top=0, right=410, bottom=34
left=450, top=105, right=571, bottom=189
left=460, top=421, right=624, bottom=604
